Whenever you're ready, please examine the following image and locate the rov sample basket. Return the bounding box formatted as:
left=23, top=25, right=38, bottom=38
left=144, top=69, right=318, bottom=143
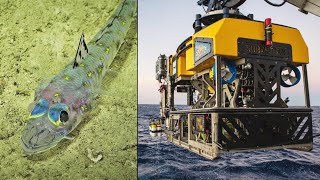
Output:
left=167, top=107, right=313, bottom=159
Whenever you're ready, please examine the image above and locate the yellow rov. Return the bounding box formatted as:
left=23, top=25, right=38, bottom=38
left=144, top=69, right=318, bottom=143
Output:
left=156, top=0, right=315, bottom=159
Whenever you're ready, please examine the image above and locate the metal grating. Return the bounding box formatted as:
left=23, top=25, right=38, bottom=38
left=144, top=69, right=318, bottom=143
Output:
left=218, top=112, right=313, bottom=149
left=248, top=59, right=285, bottom=107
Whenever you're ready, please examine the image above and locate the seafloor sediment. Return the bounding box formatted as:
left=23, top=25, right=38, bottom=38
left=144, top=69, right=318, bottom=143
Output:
left=0, top=0, right=137, bottom=179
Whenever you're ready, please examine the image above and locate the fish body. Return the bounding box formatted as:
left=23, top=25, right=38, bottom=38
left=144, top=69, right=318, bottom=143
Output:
left=21, top=0, right=136, bottom=154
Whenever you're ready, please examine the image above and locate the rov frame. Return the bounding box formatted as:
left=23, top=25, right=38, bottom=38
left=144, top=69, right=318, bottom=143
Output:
left=156, top=1, right=313, bottom=159
left=163, top=55, right=312, bottom=159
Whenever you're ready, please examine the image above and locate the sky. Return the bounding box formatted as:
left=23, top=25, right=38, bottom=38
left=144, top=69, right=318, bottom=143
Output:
left=138, top=0, right=320, bottom=106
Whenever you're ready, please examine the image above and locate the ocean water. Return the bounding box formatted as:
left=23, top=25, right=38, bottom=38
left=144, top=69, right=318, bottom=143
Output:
left=138, top=104, right=320, bottom=179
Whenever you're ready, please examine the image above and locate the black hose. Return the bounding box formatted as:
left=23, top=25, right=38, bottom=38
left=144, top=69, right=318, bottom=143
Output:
left=264, top=0, right=287, bottom=7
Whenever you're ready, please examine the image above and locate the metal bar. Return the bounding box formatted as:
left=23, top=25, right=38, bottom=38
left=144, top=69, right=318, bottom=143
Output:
left=166, top=56, right=171, bottom=110
left=191, top=80, right=204, bottom=109
left=187, top=86, right=193, bottom=106
left=203, top=74, right=215, bottom=95
left=207, top=0, right=216, bottom=13
left=211, top=113, right=220, bottom=158
left=293, top=118, right=310, bottom=141
left=221, top=134, right=232, bottom=145
left=188, top=114, right=192, bottom=142
left=170, top=115, right=174, bottom=131
left=171, top=84, right=175, bottom=110
left=176, top=36, right=192, bottom=53
left=203, top=74, right=216, bottom=108
left=289, top=116, right=306, bottom=137
left=227, top=117, right=248, bottom=138
left=201, top=79, right=207, bottom=101
left=220, top=121, right=240, bottom=142
left=180, top=116, right=183, bottom=140
left=170, top=107, right=312, bottom=114
left=176, top=44, right=192, bottom=57
left=203, top=95, right=215, bottom=108
left=302, top=64, right=311, bottom=107
left=215, top=56, right=222, bottom=107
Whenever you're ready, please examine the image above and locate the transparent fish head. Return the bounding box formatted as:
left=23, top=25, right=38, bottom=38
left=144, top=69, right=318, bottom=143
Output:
left=20, top=117, right=68, bottom=154
left=21, top=98, right=74, bottom=154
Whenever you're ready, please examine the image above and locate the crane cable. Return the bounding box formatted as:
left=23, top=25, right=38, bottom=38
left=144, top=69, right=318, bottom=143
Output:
left=264, top=0, right=287, bottom=7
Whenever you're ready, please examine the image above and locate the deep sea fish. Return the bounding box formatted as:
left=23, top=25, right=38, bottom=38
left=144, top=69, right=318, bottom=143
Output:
left=20, top=0, right=136, bottom=154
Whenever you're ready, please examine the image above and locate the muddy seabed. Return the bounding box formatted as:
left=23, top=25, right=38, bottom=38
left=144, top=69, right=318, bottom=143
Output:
left=0, top=0, right=137, bottom=179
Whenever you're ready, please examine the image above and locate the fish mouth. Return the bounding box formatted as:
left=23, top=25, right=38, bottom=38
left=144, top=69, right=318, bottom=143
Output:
left=20, top=121, right=66, bottom=154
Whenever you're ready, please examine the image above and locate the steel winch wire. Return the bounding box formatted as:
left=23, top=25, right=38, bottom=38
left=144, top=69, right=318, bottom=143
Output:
left=264, top=0, right=287, bottom=7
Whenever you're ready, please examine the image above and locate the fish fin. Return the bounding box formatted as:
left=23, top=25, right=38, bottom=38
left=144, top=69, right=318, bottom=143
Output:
left=73, top=33, right=89, bottom=68
left=64, top=135, right=75, bottom=140
left=104, top=69, right=118, bottom=77
left=102, top=69, right=118, bottom=85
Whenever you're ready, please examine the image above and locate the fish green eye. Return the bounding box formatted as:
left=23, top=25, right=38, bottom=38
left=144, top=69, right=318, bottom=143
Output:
left=29, top=99, right=49, bottom=119
left=48, top=104, right=69, bottom=126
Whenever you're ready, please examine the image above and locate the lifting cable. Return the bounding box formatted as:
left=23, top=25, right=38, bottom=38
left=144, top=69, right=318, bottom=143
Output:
left=264, top=0, right=287, bottom=7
